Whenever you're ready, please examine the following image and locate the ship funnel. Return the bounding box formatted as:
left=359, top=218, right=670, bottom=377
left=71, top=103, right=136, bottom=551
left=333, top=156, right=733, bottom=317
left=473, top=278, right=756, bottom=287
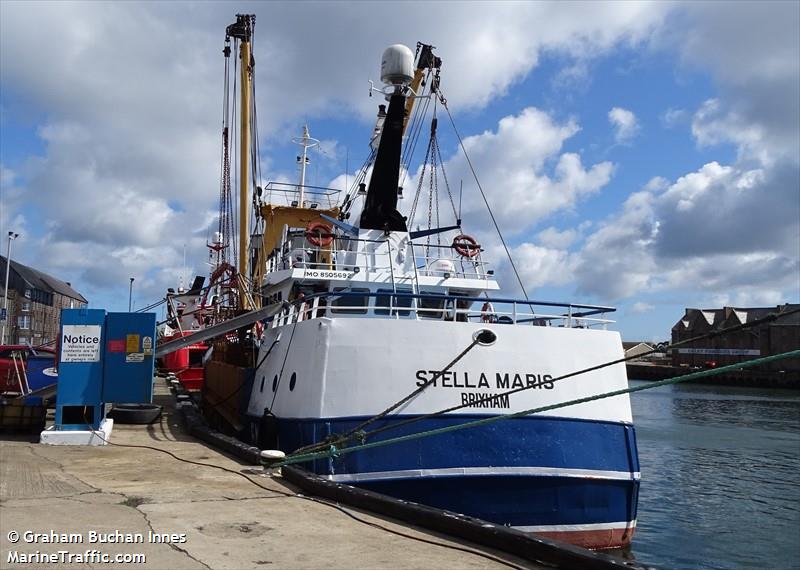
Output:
left=380, top=44, right=414, bottom=86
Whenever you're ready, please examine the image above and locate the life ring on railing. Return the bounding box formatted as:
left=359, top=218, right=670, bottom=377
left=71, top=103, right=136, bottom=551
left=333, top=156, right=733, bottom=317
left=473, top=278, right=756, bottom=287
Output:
left=481, top=302, right=496, bottom=323
left=305, top=222, right=333, bottom=247
left=452, top=234, right=480, bottom=258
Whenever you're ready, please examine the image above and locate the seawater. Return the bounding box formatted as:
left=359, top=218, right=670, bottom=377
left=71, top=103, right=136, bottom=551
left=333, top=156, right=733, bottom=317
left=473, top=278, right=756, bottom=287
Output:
left=628, top=380, right=800, bottom=569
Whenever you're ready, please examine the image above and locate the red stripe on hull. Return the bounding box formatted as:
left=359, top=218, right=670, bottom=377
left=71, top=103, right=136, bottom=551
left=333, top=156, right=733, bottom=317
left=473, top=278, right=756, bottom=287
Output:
left=529, top=526, right=635, bottom=550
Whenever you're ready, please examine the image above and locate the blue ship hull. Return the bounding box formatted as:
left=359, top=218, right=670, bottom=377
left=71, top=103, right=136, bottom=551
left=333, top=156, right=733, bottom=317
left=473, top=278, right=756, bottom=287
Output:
left=262, top=413, right=640, bottom=548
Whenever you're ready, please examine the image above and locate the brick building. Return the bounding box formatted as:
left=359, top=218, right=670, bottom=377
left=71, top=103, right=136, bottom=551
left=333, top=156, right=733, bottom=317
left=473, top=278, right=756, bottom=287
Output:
left=671, top=304, right=800, bottom=372
left=0, top=256, right=88, bottom=347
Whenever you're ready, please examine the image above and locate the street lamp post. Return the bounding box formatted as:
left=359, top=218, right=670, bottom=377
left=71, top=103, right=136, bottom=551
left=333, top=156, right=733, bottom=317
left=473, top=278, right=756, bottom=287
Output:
left=128, top=277, right=135, bottom=312
left=1, top=231, right=20, bottom=345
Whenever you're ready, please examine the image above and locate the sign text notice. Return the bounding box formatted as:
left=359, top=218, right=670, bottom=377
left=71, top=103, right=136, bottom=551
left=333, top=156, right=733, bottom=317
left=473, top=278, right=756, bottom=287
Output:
left=61, top=325, right=102, bottom=363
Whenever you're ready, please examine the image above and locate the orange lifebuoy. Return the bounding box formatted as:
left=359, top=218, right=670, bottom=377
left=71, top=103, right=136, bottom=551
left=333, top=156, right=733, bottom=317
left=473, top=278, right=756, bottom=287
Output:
left=305, top=222, right=333, bottom=247
left=481, top=302, right=496, bottom=323
left=452, top=234, right=480, bottom=258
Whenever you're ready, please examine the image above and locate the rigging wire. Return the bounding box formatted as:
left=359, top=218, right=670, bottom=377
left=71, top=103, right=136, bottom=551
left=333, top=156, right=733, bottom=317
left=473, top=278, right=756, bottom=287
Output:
left=439, top=92, right=530, bottom=301
left=230, top=37, right=239, bottom=269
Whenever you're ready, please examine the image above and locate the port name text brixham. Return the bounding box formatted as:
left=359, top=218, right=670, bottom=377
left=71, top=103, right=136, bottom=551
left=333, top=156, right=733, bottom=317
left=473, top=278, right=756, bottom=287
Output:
left=18, top=530, right=186, bottom=544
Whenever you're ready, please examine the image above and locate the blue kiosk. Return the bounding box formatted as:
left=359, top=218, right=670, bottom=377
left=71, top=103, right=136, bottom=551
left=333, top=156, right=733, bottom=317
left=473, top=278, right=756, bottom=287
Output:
left=41, top=308, right=156, bottom=445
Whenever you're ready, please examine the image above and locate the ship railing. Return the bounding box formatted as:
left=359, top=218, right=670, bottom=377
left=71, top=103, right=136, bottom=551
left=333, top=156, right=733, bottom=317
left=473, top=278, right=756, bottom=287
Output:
left=265, top=235, right=492, bottom=283
left=261, top=181, right=341, bottom=209
left=408, top=242, right=491, bottom=280
left=266, top=236, right=398, bottom=277
left=268, top=291, right=616, bottom=329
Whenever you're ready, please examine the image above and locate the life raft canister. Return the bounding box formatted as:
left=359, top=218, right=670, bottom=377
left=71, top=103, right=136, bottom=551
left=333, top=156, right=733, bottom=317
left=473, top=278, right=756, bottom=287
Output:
left=305, top=222, right=333, bottom=247
left=452, top=234, right=480, bottom=258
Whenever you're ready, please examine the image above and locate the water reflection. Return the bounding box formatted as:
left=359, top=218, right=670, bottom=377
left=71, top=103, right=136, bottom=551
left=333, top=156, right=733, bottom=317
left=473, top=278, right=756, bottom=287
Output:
left=629, top=381, right=800, bottom=570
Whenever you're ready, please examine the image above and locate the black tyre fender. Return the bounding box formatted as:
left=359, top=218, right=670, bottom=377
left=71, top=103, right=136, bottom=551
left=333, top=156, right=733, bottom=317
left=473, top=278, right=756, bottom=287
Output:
left=108, top=404, right=162, bottom=425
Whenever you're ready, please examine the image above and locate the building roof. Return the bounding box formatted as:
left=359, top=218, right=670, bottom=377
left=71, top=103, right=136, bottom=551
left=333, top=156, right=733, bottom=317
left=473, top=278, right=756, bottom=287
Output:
left=622, top=341, right=654, bottom=350
left=672, top=304, right=800, bottom=332
left=0, top=256, right=87, bottom=303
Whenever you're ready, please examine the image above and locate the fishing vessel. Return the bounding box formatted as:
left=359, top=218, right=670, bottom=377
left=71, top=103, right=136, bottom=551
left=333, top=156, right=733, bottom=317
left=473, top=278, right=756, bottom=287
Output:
left=206, top=15, right=639, bottom=550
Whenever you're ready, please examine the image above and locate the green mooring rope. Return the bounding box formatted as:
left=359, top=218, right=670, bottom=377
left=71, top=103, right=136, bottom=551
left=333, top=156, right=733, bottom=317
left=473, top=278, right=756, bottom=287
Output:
left=274, top=349, right=800, bottom=467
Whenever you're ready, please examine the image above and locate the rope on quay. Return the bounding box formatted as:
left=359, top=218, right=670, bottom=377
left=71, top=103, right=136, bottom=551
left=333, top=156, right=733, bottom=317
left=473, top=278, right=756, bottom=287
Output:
left=273, top=348, right=800, bottom=468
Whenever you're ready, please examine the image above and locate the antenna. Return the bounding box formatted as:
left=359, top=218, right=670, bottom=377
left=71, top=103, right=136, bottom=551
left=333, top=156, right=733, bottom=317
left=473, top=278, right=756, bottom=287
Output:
left=292, top=125, right=319, bottom=207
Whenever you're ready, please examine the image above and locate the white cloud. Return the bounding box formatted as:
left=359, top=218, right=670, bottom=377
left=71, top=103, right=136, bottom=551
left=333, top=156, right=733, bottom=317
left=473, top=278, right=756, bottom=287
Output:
left=536, top=227, right=578, bottom=249
left=572, top=161, right=799, bottom=303
left=510, top=243, right=576, bottom=289
left=0, top=2, right=667, bottom=305
left=630, top=302, right=655, bottom=314
left=1, top=1, right=797, bottom=318
left=570, top=2, right=800, bottom=306
left=608, top=107, right=639, bottom=144
left=574, top=190, right=658, bottom=299
left=661, top=107, right=687, bottom=128
left=664, top=2, right=800, bottom=164
left=432, top=107, right=613, bottom=236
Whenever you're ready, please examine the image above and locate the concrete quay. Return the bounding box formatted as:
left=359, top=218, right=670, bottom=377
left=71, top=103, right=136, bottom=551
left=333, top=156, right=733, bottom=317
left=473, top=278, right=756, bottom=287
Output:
left=0, top=384, right=537, bottom=569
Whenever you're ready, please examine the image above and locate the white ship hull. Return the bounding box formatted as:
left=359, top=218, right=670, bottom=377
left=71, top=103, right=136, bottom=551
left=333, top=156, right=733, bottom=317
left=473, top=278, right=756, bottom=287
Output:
left=243, top=317, right=639, bottom=549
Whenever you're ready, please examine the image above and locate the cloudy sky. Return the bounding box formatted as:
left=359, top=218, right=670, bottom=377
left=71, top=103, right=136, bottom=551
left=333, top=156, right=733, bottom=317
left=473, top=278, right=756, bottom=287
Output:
left=1, top=1, right=798, bottom=341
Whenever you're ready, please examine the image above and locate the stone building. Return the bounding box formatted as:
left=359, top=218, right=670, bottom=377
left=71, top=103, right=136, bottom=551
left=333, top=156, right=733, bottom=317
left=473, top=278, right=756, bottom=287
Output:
left=671, top=304, right=800, bottom=372
left=0, top=256, right=88, bottom=347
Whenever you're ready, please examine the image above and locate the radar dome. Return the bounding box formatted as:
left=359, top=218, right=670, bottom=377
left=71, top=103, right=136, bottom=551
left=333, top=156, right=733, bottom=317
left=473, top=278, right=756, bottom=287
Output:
left=380, top=44, right=414, bottom=86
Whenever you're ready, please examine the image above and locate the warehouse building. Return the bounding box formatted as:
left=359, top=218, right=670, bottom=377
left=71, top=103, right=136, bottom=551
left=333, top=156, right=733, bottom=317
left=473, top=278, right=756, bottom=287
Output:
left=671, top=304, right=800, bottom=372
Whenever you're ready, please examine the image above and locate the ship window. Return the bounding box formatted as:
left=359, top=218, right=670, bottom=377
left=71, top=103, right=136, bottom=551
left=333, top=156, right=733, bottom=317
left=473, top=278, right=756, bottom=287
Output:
left=330, top=288, right=369, bottom=314
left=418, top=292, right=445, bottom=319
left=260, top=376, right=266, bottom=393
left=188, top=349, right=204, bottom=367
left=375, top=288, right=412, bottom=316
left=289, top=372, right=297, bottom=391
left=272, top=375, right=278, bottom=392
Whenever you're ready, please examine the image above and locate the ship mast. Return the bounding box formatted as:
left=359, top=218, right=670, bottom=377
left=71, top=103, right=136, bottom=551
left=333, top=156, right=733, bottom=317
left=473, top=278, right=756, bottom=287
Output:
left=292, top=125, right=319, bottom=207
left=226, top=14, right=255, bottom=310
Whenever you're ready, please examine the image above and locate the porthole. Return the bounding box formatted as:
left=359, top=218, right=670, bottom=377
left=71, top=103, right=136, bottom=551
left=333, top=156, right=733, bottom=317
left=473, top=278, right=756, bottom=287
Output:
left=260, top=376, right=266, bottom=393
left=289, top=372, right=297, bottom=391
left=272, top=375, right=278, bottom=392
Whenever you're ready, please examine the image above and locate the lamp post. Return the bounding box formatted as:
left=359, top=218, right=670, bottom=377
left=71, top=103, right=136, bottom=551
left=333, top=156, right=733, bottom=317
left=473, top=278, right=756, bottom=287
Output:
left=1, top=231, right=20, bottom=345
left=128, top=277, right=135, bottom=312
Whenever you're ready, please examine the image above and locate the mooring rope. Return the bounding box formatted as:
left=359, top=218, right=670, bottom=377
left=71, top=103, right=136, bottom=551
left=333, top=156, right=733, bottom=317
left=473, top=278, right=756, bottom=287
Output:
left=287, top=305, right=800, bottom=455
left=273, top=348, right=800, bottom=467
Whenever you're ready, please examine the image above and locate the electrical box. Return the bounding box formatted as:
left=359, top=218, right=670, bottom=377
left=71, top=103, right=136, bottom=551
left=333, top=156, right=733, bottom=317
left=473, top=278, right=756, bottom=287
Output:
left=102, top=312, right=156, bottom=403
left=53, top=309, right=156, bottom=431
left=55, top=308, right=106, bottom=430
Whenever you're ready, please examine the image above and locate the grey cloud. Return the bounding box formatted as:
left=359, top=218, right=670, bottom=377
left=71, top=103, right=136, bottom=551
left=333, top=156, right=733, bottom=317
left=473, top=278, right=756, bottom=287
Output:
left=653, top=162, right=799, bottom=259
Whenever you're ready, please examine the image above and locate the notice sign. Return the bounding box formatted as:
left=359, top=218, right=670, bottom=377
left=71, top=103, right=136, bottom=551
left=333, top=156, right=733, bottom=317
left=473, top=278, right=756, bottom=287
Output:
left=61, top=325, right=102, bottom=363
left=126, top=334, right=140, bottom=353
